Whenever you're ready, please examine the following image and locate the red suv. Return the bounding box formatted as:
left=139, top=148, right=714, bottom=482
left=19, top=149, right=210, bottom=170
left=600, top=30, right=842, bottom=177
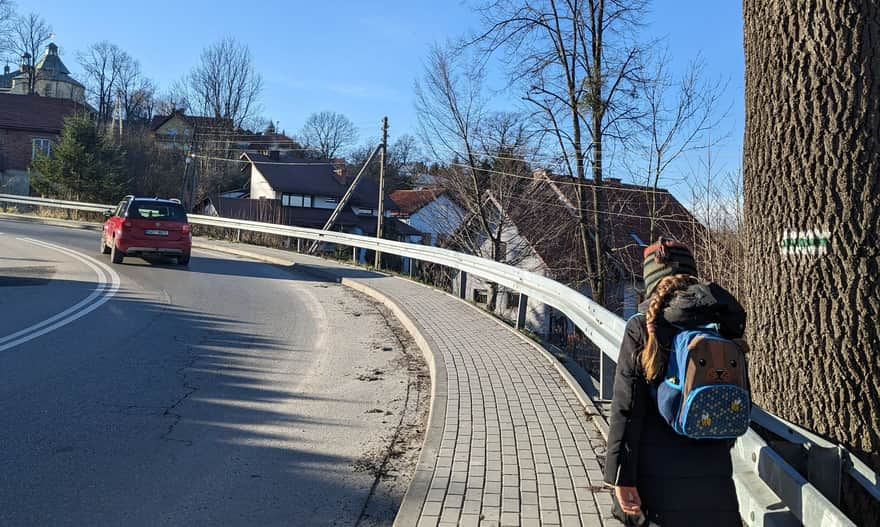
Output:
left=101, top=196, right=192, bottom=265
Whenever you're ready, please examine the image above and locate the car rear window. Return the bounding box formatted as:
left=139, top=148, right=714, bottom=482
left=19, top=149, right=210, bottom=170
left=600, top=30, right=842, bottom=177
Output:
left=128, top=201, right=187, bottom=221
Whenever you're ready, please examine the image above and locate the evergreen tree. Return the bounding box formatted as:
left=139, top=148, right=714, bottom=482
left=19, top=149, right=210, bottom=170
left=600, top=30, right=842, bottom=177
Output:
left=30, top=113, right=127, bottom=203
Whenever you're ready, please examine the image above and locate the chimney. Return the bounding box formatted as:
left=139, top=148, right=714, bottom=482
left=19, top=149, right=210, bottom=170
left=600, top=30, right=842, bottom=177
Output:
left=3, top=64, right=8, bottom=75
left=20, top=53, right=30, bottom=72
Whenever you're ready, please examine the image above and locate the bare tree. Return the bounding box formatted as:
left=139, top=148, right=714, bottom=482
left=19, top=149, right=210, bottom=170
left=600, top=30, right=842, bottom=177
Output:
left=0, top=0, right=14, bottom=55
left=116, top=56, right=156, bottom=123
left=416, top=44, right=539, bottom=310
left=187, top=36, right=263, bottom=128
left=78, top=41, right=128, bottom=123
left=472, top=0, right=647, bottom=307
left=9, top=12, right=51, bottom=94
left=635, top=51, right=729, bottom=240
left=686, top=145, right=745, bottom=298
left=299, top=111, right=358, bottom=159
left=154, top=81, right=191, bottom=116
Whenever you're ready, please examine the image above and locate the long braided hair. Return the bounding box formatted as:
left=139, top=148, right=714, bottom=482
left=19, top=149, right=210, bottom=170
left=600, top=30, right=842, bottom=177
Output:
left=640, top=273, right=699, bottom=382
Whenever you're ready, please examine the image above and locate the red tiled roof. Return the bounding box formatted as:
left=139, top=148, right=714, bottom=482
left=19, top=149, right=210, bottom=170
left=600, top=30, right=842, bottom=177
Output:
left=389, top=189, right=445, bottom=216
left=0, top=94, right=91, bottom=133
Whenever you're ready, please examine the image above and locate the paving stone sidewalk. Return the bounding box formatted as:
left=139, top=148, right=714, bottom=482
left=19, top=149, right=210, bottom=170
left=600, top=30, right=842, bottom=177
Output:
left=194, top=241, right=614, bottom=527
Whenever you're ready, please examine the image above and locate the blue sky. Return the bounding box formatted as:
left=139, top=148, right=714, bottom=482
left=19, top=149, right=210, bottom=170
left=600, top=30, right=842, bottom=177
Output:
left=18, top=0, right=744, bottom=180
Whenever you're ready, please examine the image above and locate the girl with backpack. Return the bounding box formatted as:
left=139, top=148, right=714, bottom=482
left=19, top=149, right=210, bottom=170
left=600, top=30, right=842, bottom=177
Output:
left=603, top=238, right=747, bottom=527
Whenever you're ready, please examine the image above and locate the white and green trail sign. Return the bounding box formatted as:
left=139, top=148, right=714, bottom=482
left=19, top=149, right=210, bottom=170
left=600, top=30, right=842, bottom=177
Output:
left=779, top=229, right=831, bottom=256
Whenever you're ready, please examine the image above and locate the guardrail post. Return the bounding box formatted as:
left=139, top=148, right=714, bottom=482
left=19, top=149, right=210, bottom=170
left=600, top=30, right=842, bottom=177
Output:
left=353, top=246, right=358, bottom=264
left=296, top=238, right=302, bottom=252
left=808, top=445, right=844, bottom=506
left=600, top=352, right=615, bottom=401
left=457, top=271, right=467, bottom=300
left=515, top=293, right=529, bottom=330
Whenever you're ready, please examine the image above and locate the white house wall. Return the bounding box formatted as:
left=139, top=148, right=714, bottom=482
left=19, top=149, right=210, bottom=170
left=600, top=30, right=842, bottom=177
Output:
left=452, top=221, right=551, bottom=337
left=408, top=194, right=466, bottom=245
left=250, top=167, right=277, bottom=200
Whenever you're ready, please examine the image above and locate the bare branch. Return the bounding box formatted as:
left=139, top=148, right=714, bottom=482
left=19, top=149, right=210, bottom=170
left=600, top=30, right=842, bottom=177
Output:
left=299, top=111, right=358, bottom=159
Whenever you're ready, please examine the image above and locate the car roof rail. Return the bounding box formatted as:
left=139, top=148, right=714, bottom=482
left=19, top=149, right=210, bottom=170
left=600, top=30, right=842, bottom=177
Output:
left=168, top=198, right=182, bottom=204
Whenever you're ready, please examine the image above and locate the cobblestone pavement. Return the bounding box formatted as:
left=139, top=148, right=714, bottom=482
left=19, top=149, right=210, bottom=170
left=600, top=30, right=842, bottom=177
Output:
left=193, top=240, right=615, bottom=527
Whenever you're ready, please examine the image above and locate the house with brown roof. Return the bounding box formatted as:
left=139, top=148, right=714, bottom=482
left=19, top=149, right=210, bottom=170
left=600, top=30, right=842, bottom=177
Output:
left=456, top=173, right=699, bottom=348
left=149, top=110, right=235, bottom=150
left=202, top=153, right=420, bottom=262
left=0, top=93, right=91, bottom=195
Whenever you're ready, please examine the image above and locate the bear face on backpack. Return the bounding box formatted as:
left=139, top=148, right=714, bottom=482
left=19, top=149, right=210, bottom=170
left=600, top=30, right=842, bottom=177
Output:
left=656, top=328, right=751, bottom=439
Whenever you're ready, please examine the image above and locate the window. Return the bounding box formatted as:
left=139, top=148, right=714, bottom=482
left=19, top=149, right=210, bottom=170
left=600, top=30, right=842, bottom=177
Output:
left=473, top=289, right=488, bottom=304
left=127, top=200, right=187, bottom=221
left=114, top=200, right=127, bottom=217
left=32, top=138, right=51, bottom=160
left=281, top=194, right=312, bottom=207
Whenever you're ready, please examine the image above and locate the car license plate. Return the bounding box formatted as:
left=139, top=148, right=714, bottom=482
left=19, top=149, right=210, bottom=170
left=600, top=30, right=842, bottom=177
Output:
left=145, top=229, right=168, bottom=236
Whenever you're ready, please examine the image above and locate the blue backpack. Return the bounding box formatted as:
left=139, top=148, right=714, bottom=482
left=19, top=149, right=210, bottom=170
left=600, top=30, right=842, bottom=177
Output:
left=654, top=327, right=751, bottom=439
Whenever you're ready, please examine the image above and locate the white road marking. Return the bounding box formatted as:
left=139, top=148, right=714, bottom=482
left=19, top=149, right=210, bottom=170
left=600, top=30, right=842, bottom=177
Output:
left=0, top=237, right=121, bottom=352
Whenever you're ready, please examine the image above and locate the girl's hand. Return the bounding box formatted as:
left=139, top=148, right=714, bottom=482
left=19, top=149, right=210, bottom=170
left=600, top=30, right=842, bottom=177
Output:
left=614, top=485, right=642, bottom=515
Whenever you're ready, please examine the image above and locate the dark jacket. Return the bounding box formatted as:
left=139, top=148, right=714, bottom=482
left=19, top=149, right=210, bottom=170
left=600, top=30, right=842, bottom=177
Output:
left=603, top=282, right=746, bottom=527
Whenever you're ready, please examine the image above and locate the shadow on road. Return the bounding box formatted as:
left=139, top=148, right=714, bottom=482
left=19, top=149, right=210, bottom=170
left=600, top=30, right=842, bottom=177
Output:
left=0, top=278, right=396, bottom=526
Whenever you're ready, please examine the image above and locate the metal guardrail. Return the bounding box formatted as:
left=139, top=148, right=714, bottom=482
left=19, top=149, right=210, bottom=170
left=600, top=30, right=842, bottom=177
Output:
left=1, top=193, right=875, bottom=526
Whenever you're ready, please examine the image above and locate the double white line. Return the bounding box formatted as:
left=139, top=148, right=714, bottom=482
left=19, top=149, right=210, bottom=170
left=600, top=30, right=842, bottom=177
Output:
left=0, top=237, right=120, bottom=352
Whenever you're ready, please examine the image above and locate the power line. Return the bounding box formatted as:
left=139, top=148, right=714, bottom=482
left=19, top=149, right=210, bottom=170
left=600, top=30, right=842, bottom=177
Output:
left=189, top=154, right=343, bottom=166
left=190, top=152, right=699, bottom=224
left=446, top=162, right=679, bottom=196
left=500, top=192, right=699, bottom=225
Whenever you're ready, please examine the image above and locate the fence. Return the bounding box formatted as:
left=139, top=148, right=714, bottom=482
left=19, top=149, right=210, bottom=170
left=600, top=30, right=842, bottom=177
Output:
left=1, top=193, right=876, bottom=526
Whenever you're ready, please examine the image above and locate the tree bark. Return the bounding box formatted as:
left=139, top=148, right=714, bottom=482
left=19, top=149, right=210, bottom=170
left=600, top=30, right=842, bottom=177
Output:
left=743, top=0, right=880, bottom=520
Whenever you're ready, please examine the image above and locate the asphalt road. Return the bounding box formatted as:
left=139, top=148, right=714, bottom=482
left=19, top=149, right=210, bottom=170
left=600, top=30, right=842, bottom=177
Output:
left=0, top=218, right=423, bottom=526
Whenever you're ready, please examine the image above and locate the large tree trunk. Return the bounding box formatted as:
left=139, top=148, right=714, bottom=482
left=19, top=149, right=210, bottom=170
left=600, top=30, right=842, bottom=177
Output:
left=743, top=0, right=880, bottom=520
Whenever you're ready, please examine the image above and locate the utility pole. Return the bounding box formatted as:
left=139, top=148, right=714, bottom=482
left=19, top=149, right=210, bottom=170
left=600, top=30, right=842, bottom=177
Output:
left=307, top=143, right=381, bottom=254
left=115, top=90, right=123, bottom=138
left=374, top=116, right=388, bottom=268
